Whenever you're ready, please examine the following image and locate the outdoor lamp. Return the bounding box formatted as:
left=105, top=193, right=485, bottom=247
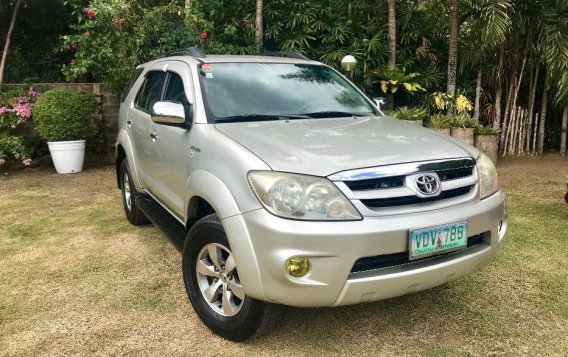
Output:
left=341, top=55, right=357, bottom=79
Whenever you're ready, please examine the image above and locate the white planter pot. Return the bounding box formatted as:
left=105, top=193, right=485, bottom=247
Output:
left=47, top=140, right=86, bottom=174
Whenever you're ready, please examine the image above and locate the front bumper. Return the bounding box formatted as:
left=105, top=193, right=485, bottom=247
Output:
left=222, top=191, right=507, bottom=307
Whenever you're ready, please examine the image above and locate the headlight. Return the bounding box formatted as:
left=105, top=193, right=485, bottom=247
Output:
left=477, top=153, right=499, bottom=199
left=248, top=171, right=362, bottom=221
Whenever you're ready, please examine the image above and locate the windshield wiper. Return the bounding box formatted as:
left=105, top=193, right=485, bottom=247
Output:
left=299, top=111, right=371, bottom=118
left=216, top=113, right=311, bottom=123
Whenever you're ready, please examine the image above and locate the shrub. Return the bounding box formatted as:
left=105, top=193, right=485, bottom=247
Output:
left=428, top=114, right=451, bottom=129
left=450, top=114, right=477, bottom=128
left=33, top=88, right=97, bottom=142
left=0, top=87, right=38, bottom=131
left=475, top=125, right=501, bottom=136
left=392, top=106, right=428, bottom=121
left=0, top=133, right=30, bottom=167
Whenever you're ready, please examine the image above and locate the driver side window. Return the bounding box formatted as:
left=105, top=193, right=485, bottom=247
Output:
left=163, top=72, right=190, bottom=108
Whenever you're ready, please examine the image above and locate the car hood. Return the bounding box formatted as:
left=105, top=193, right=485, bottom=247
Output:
left=215, top=116, right=478, bottom=177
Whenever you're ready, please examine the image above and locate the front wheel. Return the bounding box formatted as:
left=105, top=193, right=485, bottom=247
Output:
left=182, top=214, right=281, bottom=341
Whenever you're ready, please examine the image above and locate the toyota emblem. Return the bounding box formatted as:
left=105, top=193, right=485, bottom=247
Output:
left=415, top=174, right=440, bottom=195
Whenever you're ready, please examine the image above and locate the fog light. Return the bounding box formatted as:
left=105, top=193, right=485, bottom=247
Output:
left=286, top=257, right=311, bottom=277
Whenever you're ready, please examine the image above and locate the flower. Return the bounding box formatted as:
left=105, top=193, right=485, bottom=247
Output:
left=71, top=44, right=78, bottom=50
left=0, top=159, right=5, bottom=166
left=113, top=17, right=126, bottom=28
left=87, top=9, right=96, bottom=18
left=23, top=158, right=32, bottom=166
left=71, top=59, right=76, bottom=65
left=13, top=102, right=32, bottom=119
left=200, top=32, right=208, bottom=40
left=0, top=106, right=10, bottom=115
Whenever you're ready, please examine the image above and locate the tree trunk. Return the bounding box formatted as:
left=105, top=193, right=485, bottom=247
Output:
left=532, top=112, right=539, bottom=155
left=500, top=76, right=516, bottom=152
left=446, top=0, right=459, bottom=115
left=525, top=65, right=539, bottom=154
left=561, top=105, right=568, bottom=156
left=493, top=44, right=504, bottom=130
left=255, top=0, right=264, bottom=53
left=0, top=0, right=23, bottom=85
left=474, top=67, right=482, bottom=123
left=387, top=0, right=397, bottom=69
left=537, top=76, right=549, bottom=155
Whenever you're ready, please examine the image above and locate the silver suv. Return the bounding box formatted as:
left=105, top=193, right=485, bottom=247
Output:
left=116, top=48, right=507, bottom=341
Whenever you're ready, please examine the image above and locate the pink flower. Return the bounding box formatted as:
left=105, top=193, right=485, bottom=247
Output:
left=23, top=158, right=32, bottom=166
left=0, top=159, right=5, bottom=166
left=200, top=32, right=208, bottom=40
left=71, top=59, right=76, bottom=65
left=0, top=106, right=10, bottom=114
left=14, top=102, right=32, bottom=119
left=87, top=9, right=96, bottom=18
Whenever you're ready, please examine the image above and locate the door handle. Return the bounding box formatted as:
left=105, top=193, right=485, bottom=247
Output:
left=150, top=133, right=158, bottom=141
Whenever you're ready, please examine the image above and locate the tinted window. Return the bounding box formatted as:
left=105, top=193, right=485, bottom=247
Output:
left=200, top=63, right=374, bottom=121
left=163, top=72, right=190, bottom=107
left=135, top=71, right=166, bottom=112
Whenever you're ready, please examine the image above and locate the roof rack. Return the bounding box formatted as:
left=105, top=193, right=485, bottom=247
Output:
left=154, top=46, right=206, bottom=60
left=259, top=51, right=310, bottom=60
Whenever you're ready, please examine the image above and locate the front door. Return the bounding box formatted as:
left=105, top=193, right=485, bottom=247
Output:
left=147, top=63, right=195, bottom=220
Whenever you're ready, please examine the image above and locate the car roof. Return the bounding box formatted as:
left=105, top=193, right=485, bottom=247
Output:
left=141, top=54, right=320, bottom=67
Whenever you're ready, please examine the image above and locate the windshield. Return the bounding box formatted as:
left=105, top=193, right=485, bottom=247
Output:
left=199, top=63, right=375, bottom=122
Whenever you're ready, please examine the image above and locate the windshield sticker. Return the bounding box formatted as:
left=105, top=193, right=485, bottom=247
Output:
left=205, top=72, right=214, bottom=79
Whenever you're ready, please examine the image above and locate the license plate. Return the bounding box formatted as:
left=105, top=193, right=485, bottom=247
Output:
left=409, top=220, right=468, bottom=260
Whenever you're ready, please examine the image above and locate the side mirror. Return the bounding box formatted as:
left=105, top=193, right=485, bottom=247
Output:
left=151, top=101, right=186, bottom=125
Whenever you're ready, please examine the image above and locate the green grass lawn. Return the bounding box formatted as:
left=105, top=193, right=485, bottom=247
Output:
left=1, top=156, right=567, bottom=356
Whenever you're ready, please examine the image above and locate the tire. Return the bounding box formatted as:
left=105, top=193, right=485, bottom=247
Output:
left=120, top=158, right=150, bottom=225
left=182, top=214, right=281, bottom=341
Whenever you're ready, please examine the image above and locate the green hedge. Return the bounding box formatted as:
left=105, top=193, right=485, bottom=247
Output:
left=33, top=88, right=97, bottom=142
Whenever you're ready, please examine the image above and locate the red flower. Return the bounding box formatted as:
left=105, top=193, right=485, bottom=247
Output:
left=200, top=32, right=208, bottom=40
left=87, top=9, right=96, bottom=18
left=71, top=59, right=76, bottom=65
left=71, top=44, right=78, bottom=50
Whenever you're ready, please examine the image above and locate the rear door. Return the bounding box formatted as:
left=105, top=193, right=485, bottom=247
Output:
left=129, top=70, right=166, bottom=187
left=146, top=62, right=194, bottom=219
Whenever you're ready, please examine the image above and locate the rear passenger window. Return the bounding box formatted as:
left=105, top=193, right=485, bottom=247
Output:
left=135, top=71, right=166, bottom=112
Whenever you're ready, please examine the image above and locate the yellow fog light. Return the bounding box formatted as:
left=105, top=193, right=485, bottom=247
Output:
left=286, top=257, right=311, bottom=278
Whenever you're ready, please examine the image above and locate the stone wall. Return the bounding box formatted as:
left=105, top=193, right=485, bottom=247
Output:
left=1, top=83, right=119, bottom=155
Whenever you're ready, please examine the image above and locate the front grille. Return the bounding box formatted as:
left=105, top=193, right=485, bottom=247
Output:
left=332, top=158, right=477, bottom=212
left=344, top=176, right=405, bottom=191
left=350, top=233, right=485, bottom=273
left=361, top=185, right=474, bottom=208
left=437, top=167, right=474, bottom=181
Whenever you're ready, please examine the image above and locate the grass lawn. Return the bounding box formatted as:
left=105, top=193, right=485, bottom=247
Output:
left=1, top=156, right=567, bottom=356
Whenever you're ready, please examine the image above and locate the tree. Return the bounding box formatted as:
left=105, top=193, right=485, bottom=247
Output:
left=561, top=105, right=568, bottom=156
left=387, top=0, right=397, bottom=69
left=0, top=0, right=23, bottom=85
left=255, top=0, right=264, bottom=52
left=446, top=0, right=459, bottom=114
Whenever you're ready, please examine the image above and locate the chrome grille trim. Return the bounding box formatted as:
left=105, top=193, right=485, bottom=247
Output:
left=330, top=157, right=478, bottom=216
left=328, top=158, right=475, bottom=181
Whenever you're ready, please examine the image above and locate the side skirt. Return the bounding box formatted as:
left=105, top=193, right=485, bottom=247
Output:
left=136, top=195, right=185, bottom=252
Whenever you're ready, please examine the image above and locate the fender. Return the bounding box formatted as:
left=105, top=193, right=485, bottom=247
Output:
left=117, top=129, right=145, bottom=191
left=184, top=170, right=267, bottom=300
left=184, top=170, right=242, bottom=220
